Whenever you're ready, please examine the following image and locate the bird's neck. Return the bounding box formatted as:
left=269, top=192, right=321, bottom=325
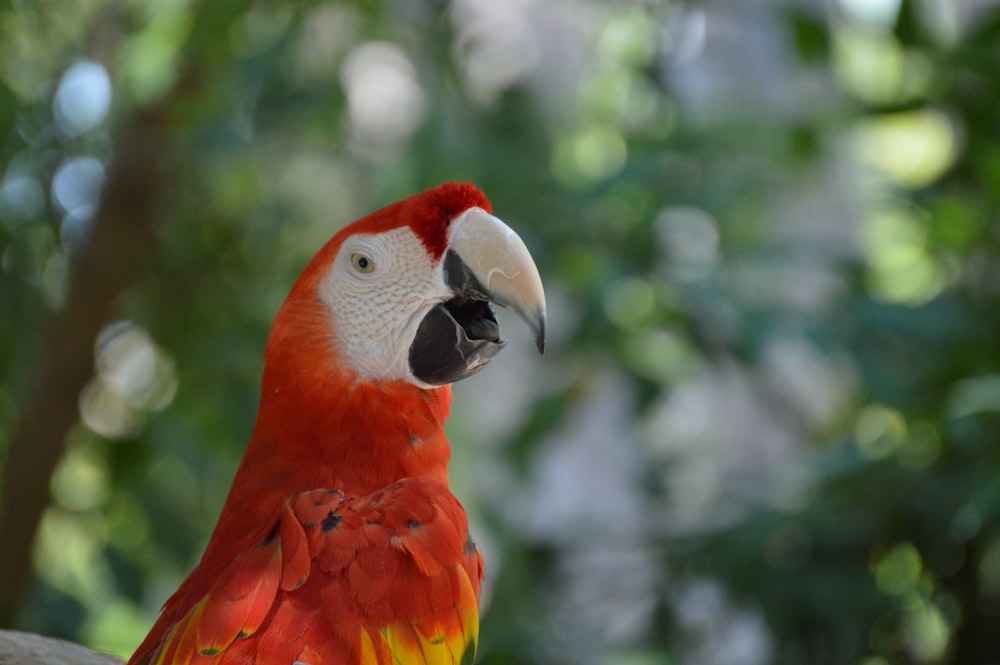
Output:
left=236, top=357, right=454, bottom=502
left=231, top=292, right=455, bottom=503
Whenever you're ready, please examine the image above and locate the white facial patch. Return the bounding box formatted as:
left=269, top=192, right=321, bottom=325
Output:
left=317, top=227, right=452, bottom=384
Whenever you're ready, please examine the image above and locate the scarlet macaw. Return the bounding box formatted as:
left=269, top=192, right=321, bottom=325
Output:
left=128, top=182, right=545, bottom=665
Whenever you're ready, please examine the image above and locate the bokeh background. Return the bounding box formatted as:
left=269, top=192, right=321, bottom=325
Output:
left=2, top=1, right=1000, bottom=663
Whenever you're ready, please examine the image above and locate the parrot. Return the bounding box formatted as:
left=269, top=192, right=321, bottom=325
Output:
left=127, top=182, right=546, bottom=665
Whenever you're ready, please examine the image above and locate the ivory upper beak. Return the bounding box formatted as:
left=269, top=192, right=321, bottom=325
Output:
left=448, top=207, right=547, bottom=354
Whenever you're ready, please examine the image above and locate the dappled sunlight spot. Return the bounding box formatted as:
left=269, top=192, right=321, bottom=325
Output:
left=79, top=379, right=146, bottom=439
left=654, top=205, right=719, bottom=282
left=621, top=327, right=702, bottom=384
left=52, top=156, right=103, bottom=218
left=901, top=596, right=950, bottom=662
left=572, top=125, right=627, bottom=180
left=551, top=124, right=627, bottom=187
left=53, top=60, right=111, bottom=138
left=35, top=507, right=104, bottom=605
left=861, top=658, right=891, bottom=665
left=52, top=156, right=104, bottom=255
left=293, top=5, right=360, bottom=83
left=873, top=542, right=925, bottom=596
left=575, top=7, right=671, bottom=140
left=945, top=373, right=1000, bottom=420
left=863, top=207, right=946, bottom=304
left=597, top=6, right=658, bottom=66
left=96, top=321, right=177, bottom=411
left=277, top=152, right=356, bottom=243
left=36, top=497, right=141, bottom=657
left=833, top=25, right=932, bottom=105
left=871, top=543, right=952, bottom=660
left=837, top=0, right=901, bottom=28
left=871, top=544, right=953, bottom=660
left=119, top=3, right=192, bottom=104
left=98, top=333, right=157, bottom=403
left=978, top=537, right=1000, bottom=596
left=450, top=0, right=540, bottom=104
left=82, top=600, right=151, bottom=660
left=584, top=9, right=664, bottom=133
left=853, top=109, right=957, bottom=188
left=833, top=26, right=903, bottom=102
left=602, top=277, right=655, bottom=328
left=80, top=321, right=178, bottom=440
left=0, top=172, right=44, bottom=225
left=856, top=405, right=940, bottom=468
left=340, top=42, right=426, bottom=153
left=854, top=403, right=906, bottom=459
left=664, top=8, right=706, bottom=65
left=60, top=209, right=96, bottom=256
left=918, top=1, right=968, bottom=46
left=51, top=439, right=108, bottom=512
left=579, top=68, right=633, bottom=124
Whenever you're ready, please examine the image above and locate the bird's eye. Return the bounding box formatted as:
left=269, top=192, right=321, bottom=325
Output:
left=351, top=253, right=375, bottom=273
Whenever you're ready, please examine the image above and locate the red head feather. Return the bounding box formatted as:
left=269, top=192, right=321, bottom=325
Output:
left=397, top=181, right=492, bottom=259
left=294, top=182, right=491, bottom=296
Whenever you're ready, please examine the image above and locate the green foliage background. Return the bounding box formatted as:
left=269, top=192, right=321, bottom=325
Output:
left=2, top=1, right=1000, bottom=663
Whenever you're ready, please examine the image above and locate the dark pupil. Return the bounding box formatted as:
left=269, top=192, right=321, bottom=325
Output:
left=357, top=256, right=369, bottom=269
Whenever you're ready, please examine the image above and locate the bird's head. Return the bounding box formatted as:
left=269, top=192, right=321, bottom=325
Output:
left=270, top=182, right=545, bottom=389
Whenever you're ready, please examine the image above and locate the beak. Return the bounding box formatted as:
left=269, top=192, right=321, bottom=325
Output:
left=407, top=207, right=546, bottom=387
left=445, top=207, right=547, bottom=354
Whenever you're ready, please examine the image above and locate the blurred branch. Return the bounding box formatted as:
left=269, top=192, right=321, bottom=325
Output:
left=0, top=629, right=123, bottom=665
left=0, top=109, right=168, bottom=623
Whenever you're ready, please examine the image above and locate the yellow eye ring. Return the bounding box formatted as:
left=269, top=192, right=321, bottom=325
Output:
left=351, top=253, right=375, bottom=273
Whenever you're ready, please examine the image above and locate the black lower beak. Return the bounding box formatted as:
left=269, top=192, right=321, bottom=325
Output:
left=408, top=296, right=507, bottom=386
